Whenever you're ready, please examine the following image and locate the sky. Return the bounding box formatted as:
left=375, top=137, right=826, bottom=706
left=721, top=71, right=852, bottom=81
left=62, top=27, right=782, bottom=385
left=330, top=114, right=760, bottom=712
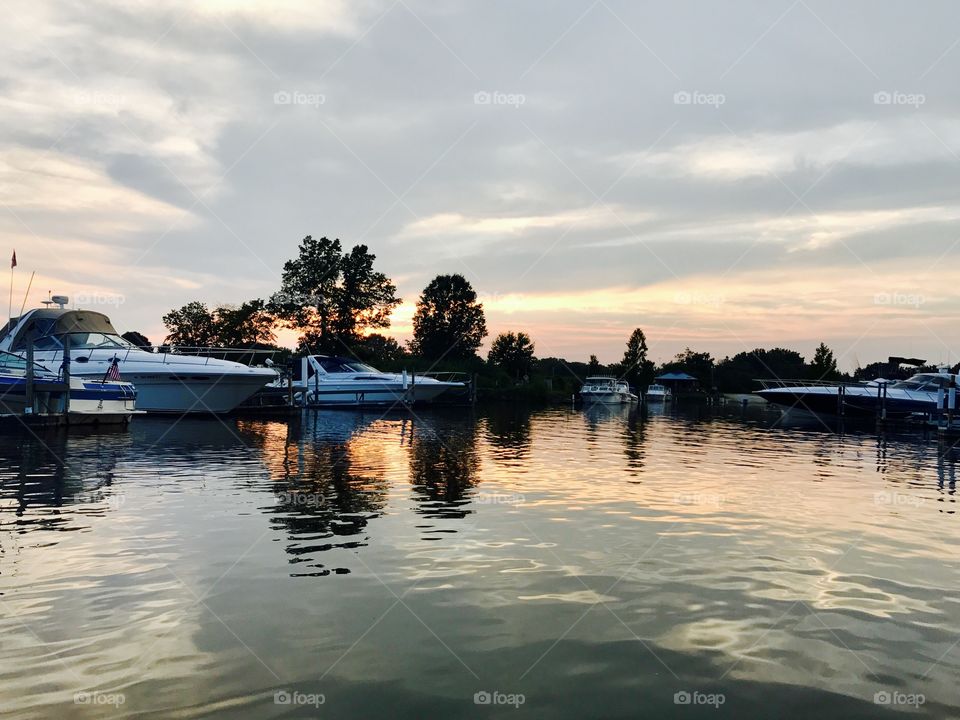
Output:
left=2, top=0, right=960, bottom=368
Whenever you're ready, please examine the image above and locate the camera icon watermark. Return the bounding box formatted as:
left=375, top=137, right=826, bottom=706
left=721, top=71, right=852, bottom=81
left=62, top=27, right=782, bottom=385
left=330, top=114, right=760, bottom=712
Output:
left=474, top=690, right=525, bottom=707
left=473, top=90, right=526, bottom=108
left=274, top=90, right=326, bottom=108
left=873, top=90, right=925, bottom=108
left=74, top=291, right=126, bottom=308
left=873, top=491, right=923, bottom=508
left=475, top=492, right=525, bottom=506
left=673, top=90, right=725, bottom=108
left=674, top=690, right=725, bottom=707
left=874, top=690, right=925, bottom=707
left=274, top=690, right=325, bottom=707
left=277, top=491, right=325, bottom=508
left=74, top=691, right=126, bottom=707
left=873, top=291, right=925, bottom=309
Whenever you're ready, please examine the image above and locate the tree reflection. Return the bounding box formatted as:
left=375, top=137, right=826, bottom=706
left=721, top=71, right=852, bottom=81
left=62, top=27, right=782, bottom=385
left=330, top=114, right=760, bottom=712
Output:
left=483, top=405, right=532, bottom=459
left=408, top=412, right=480, bottom=520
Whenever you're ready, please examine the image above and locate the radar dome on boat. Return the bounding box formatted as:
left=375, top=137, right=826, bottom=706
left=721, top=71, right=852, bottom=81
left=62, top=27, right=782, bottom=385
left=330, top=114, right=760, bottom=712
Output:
left=41, top=295, right=69, bottom=309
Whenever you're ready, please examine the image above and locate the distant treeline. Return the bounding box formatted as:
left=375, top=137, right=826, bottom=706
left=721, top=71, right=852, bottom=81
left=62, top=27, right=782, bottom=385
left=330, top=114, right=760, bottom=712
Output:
left=145, top=235, right=939, bottom=398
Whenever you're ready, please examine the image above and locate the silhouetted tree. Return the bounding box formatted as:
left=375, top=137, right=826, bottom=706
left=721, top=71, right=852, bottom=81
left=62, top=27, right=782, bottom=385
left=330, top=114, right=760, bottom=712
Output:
left=488, top=332, right=536, bottom=380
left=162, top=301, right=217, bottom=346
left=659, top=348, right=715, bottom=388
left=622, top=328, right=655, bottom=389
left=409, top=274, right=487, bottom=361
left=587, top=354, right=602, bottom=374
left=121, top=331, right=151, bottom=349
left=809, top=342, right=840, bottom=380
left=269, top=235, right=399, bottom=353
left=715, top=348, right=806, bottom=393
left=216, top=299, right=276, bottom=346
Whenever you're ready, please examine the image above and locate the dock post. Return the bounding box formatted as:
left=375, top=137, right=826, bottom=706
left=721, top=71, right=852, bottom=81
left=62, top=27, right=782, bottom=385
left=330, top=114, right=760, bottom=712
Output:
left=949, top=377, right=957, bottom=426
left=25, top=331, right=35, bottom=414
left=472, top=373, right=478, bottom=405
left=61, top=334, right=71, bottom=417
left=409, top=371, right=415, bottom=406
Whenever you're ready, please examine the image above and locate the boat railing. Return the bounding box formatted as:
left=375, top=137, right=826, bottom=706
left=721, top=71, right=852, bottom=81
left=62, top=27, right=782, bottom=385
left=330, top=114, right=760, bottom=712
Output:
left=30, top=345, right=282, bottom=367
left=754, top=378, right=868, bottom=390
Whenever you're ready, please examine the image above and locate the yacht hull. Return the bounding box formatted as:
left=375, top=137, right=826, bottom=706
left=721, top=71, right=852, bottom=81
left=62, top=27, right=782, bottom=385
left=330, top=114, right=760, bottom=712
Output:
left=300, top=381, right=458, bottom=407
left=581, top=390, right=635, bottom=405
left=756, top=387, right=937, bottom=419
left=94, top=372, right=274, bottom=413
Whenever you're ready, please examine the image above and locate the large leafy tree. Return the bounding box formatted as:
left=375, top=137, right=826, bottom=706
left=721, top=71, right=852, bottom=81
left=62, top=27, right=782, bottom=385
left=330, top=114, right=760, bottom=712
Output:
left=488, top=332, right=536, bottom=380
left=270, top=236, right=400, bottom=353
left=409, top=274, right=487, bottom=360
left=622, top=328, right=654, bottom=388
left=162, top=300, right=276, bottom=347
left=715, top=347, right=806, bottom=393
left=659, top=348, right=715, bottom=388
left=216, top=300, right=276, bottom=347
left=162, top=301, right=217, bottom=347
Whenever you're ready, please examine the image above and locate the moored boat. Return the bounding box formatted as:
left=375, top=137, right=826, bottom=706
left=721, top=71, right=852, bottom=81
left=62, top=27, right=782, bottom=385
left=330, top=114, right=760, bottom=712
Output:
left=0, top=297, right=277, bottom=414
left=290, top=355, right=465, bottom=407
left=645, top=383, right=672, bottom=402
left=580, top=376, right=638, bottom=405
left=0, top=351, right=137, bottom=424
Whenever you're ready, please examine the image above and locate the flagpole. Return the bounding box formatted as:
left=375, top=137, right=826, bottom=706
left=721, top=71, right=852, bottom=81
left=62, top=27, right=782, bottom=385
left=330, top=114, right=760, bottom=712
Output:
left=7, top=265, right=12, bottom=325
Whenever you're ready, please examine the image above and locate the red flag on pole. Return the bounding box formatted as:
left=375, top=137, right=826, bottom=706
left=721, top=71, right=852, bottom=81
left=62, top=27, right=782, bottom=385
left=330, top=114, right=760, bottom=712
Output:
left=10, top=251, right=16, bottom=269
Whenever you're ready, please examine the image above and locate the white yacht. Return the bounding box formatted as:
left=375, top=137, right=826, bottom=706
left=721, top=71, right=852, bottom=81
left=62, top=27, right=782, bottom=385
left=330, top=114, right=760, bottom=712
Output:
left=292, top=355, right=465, bottom=407
left=0, top=299, right=277, bottom=414
left=756, top=369, right=958, bottom=419
left=645, top=383, right=672, bottom=402
left=580, top=376, right=637, bottom=405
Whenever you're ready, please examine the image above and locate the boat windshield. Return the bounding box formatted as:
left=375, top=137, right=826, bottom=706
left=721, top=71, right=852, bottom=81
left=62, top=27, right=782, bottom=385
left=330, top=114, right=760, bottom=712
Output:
left=585, top=377, right=615, bottom=386
left=316, top=357, right=379, bottom=374
left=0, top=350, right=52, bottom=376
left=63, top=332, right=134, bottom=350
left=890, top=373, right=954, bottom=392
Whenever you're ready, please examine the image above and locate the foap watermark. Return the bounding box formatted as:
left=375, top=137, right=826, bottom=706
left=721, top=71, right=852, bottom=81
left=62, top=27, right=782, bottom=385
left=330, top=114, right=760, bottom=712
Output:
left=274, top=90, right=326, bottom=108
left=674, top=690, right=725, bottom=708
left=271, top=290, right=323, bottom=307
left=675, top=493, right=725, bottom=508
left=277, top=491, right=325, bottom=508
left=74, top=292, right=125, bottom=308
left=874, top=291, right=925, bottom=309
left=873, top=90, right=925, bottom=108
left=74, top=691, right=126, bottom=708
left=474, top=91, right=526, bottom=108
left=674, top=291, right=725, bottom=308
left=475, top=492, right=525, bottom=506
left=874, top=690, right=925, bottom=708
left=874, top=491, right=924, bottom=508
left=274, top=690, right=325, bottom=707
left=673, top=90, right=725, bottom=108
left=72, top=90, right=125, bottom=108
left=474, top=690, right=525, bottom=708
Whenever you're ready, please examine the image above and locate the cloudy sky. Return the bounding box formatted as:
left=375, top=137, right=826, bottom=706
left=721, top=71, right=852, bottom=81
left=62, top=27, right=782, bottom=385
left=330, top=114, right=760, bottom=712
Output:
left=3, top=0, right=960, bottom=367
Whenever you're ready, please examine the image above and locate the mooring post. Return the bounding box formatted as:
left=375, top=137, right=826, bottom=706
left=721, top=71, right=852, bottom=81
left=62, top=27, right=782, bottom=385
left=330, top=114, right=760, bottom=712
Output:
left=62, top=333, right=71, bottom=416
left=25, top=331, right=35, bottom=414
left=949, top=376, right=957, bottom=426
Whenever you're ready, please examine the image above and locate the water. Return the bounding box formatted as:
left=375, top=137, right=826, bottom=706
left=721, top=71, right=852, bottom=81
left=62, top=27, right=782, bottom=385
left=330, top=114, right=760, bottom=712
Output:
left=1, top=405, right=959, bottom=719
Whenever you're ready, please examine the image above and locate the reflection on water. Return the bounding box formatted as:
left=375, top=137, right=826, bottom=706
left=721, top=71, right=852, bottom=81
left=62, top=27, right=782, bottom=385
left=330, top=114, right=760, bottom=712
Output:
left=1, top=406, right=960, bottom=718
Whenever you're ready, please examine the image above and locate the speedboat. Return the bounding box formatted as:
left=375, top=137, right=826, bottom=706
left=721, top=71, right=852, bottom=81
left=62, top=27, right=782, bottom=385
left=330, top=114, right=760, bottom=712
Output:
left=645, top=383, right=672, bottom=402
left=291, top=355, right=465, bottom=407
left=0, top=350, right=137, bottom=423
left=756, top=370, right=957, bottom=419
left=580, top=376, right=638, bottom=405
left=0, top=298, right=277, bottom=413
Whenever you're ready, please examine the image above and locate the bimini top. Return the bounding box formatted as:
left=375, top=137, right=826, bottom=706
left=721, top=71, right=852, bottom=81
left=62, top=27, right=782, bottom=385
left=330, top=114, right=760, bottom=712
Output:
left=0, top=309, right=122, bottom=352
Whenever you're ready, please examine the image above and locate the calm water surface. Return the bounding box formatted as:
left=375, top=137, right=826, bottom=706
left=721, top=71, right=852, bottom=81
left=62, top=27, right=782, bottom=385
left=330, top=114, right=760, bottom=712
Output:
left=1, top=405, right=959, bottom=718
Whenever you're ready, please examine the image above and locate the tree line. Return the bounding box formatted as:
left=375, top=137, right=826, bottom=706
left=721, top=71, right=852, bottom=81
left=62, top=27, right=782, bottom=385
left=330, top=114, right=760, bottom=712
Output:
left=153, top=234, right=889, bottom=394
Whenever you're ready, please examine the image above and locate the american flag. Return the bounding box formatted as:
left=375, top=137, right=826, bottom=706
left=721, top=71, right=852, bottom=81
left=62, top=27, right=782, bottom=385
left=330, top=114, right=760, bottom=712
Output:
left=105, top=357, right=122, bottom=382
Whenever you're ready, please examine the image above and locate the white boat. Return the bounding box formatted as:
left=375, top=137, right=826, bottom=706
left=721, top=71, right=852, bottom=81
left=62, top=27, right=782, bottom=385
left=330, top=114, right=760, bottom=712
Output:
left=756, top=369, right=958, bottom=419
left=0, top=298, right=277, bottom=414
left=0, top=350, right=138, bottom=423
left=645, top=383, right=672, bottom=402
left=580, top=376, right=637, bottom=404
left=292, top=355, right=465, bottom=407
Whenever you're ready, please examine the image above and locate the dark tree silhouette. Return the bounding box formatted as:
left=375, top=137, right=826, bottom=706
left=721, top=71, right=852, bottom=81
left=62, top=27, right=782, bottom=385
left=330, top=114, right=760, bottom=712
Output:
left=409, top=274, right=487, bottom=361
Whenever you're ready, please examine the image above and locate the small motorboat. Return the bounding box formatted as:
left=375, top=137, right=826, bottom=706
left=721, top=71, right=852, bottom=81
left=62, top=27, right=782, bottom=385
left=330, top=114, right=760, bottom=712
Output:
left=580, top=376, right=638, bottom=405
left=289, top=355, right=466, bottom=407
left=0, top=351, right=138, bottom=424
left=645, top=383, right=672, bottom=402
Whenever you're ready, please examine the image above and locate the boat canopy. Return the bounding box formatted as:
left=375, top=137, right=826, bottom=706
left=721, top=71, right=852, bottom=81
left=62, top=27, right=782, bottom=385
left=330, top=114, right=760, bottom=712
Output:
left=4, top=310, right=123, bottom=352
